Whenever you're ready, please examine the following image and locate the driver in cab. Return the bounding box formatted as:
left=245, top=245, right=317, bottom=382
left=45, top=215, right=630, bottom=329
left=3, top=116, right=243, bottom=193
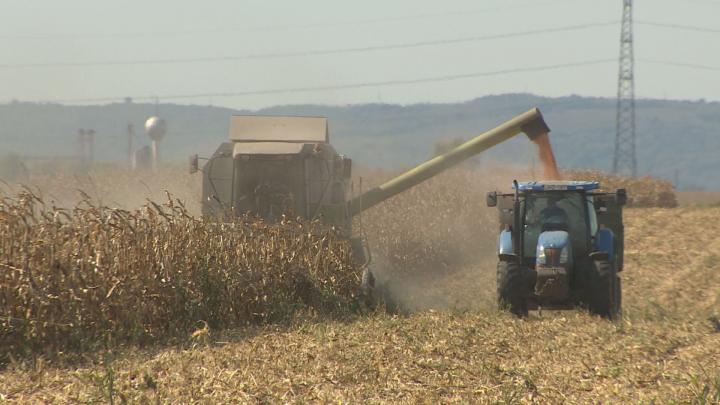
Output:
left=540, top=196, right=569, bottom=232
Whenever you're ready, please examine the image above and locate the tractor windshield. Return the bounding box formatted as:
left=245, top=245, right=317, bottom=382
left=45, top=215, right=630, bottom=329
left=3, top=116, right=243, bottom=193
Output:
left=522, top=192, right=589, bottom=259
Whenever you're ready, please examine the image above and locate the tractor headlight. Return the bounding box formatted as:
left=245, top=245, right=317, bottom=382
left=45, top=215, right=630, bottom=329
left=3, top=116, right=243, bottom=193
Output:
left=559, top=246, right=569, bottom=264
left=536, top=245, right=546, bottom=264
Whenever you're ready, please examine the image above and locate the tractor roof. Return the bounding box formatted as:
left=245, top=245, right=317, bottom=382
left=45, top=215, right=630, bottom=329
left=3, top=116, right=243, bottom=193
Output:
left=514, top=181, right=600, bottom=192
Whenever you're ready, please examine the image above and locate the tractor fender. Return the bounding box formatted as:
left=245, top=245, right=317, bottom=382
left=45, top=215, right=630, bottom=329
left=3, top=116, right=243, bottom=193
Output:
left=498, top=229, right=515, bottom=261
left=594, top=228, right=615, bottom=263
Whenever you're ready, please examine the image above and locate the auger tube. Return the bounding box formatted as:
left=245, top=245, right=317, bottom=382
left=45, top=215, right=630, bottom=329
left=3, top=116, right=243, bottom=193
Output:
left=347, top=107, right=550, bottom=216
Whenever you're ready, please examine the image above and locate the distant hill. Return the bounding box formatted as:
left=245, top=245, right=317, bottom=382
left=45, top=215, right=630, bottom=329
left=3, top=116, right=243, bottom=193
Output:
left=1, top=94, right=718, bottom=189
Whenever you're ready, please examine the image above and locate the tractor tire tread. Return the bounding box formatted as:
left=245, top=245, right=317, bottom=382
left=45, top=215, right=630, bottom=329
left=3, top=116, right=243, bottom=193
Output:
left=497, top=261, right=530, bottom=317
left=588, top=259, right=621, bottom=320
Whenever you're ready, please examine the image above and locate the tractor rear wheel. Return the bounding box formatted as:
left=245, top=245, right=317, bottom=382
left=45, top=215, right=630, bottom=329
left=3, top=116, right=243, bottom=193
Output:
left=497, top=261, right=529, bottom=317
left=588, top=259, right=621, bottom=320
left=615, top=276, right=622, bottom=317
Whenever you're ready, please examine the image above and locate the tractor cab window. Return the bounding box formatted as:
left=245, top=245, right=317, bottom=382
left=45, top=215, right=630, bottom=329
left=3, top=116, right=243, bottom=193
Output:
left=522, top=192, right=589, bottom=259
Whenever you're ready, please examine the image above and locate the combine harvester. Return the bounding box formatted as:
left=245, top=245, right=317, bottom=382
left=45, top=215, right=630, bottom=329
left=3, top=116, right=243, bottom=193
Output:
left=190, top=108, right=625, bottom=317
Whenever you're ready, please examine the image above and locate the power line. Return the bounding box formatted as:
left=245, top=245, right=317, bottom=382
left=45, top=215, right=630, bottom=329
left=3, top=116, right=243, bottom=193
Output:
left=19, top=57, right=716, bottom=105
left=2, top=19, right=715, bottom=71
left=35, top=59, right=616, bottom=104
left=636, top=21, right=720, bottom=33
left=0, top=22, right=617, bottom=70
left=638, top=59, right=720, bottom=71
left=683, top=0, right=720, bottom=4
left=0, top=0, right=576, bottom=41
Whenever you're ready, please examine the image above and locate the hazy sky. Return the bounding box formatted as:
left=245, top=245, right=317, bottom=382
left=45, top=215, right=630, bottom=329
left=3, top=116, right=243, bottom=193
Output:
left=1, top=0, right=718, bottom=109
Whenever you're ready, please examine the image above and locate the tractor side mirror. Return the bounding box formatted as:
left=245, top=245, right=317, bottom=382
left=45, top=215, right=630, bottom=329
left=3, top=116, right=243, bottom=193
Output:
left=486, top=191, right=497, bottom=207
left=343, top=157, right=352, bottom=179
left=189, top=154, right=199, bottom=174
left=617, top=188, right=627, bottom=206
left=596, top=200, right=607, bottom=212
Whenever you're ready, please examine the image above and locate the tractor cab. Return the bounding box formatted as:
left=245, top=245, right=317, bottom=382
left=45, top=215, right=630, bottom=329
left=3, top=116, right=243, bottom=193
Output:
left=487, top=180, right=626, bottom=319
left=516, top=181, right=599, bottom=268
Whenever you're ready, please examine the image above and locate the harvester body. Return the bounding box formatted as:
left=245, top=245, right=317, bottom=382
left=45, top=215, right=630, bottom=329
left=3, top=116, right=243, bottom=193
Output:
left=195, top=109, right=551, bottom=228
left=198, top=116, right=352, bottom=228
left=487, top=181, right=626, bottom=319
left=190, top=109, right=554, bottom=303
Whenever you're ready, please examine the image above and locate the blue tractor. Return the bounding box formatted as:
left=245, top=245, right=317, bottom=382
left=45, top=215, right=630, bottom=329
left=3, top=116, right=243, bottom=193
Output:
left=487, top=181, right=627, bottom=319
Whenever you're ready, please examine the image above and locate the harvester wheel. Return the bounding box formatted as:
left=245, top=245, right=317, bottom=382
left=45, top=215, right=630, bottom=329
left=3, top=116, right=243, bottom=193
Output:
left=497, top=261, right=529, bottom=317
left=588, top=259, right=621, bottom=320
left=361, top=268, right=375, bottom=291
left=360, top=268, right=401, bottom=314
left=360, top=268, right=377, bottom=308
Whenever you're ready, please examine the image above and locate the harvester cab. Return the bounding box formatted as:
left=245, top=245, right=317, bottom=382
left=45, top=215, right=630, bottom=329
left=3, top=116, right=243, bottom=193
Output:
left=487, top=181, right=627, bottom=319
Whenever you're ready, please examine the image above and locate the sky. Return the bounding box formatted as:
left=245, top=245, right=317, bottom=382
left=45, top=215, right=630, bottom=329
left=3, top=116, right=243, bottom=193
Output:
left=1, top=0, right=718, bottom=110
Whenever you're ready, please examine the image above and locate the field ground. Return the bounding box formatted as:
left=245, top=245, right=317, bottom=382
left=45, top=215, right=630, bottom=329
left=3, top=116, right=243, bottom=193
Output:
left=678, top=191, right=720, bottom=207
left=2, top=207, right=719, bottom=403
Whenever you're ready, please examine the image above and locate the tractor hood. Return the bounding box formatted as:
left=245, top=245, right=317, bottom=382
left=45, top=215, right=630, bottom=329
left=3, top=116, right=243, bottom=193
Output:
left=537, top=231, right=570, bottom=250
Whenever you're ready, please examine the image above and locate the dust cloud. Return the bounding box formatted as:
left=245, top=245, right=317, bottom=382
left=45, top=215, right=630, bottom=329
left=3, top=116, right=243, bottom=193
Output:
left=363, top=134, right=563, bottom=313
left=360, top=165, right=533, bottom=313
left=0, top=165, right=202, bottom=215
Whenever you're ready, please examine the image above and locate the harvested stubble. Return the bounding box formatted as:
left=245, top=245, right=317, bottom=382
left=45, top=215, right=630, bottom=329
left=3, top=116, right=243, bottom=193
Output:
left=1, top=166, right=719, bottom=403
left=3, top=207, right=719, bottom=404
left=0, top=191, right=360, bottom=361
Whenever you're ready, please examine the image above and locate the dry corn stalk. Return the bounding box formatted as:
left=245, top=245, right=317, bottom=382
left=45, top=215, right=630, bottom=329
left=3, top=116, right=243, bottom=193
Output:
left=0, top=190, right=360, bottom=360
left=563, top=169, right=678, bottom=208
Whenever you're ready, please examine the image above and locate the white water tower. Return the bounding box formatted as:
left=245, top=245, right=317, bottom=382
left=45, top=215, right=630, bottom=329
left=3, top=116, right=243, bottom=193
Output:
left=144, top=116, right=167, bottom=170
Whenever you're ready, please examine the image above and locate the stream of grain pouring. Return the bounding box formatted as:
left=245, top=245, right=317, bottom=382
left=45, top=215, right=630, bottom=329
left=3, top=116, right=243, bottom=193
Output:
left=532, top=132, right=561, bottom=180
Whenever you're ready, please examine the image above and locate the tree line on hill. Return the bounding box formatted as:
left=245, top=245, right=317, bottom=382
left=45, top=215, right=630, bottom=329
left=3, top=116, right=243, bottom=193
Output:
left=1, top=93, right=718, bottom=189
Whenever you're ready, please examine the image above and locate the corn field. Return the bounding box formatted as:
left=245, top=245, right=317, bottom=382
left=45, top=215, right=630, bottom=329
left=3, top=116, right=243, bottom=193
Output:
left=0, top=165, right=679, bottom=361
left=564, top=169, right=678, bottom=208
left=0, top=191, right=360, bottom=361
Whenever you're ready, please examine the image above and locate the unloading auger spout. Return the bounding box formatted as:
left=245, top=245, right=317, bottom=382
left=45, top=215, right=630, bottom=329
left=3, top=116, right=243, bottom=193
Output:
left=347, top=108, right=550, bottom=216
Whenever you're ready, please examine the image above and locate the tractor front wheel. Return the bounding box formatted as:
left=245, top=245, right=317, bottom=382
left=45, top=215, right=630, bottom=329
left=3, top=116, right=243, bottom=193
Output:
left=588, top=259, right=622, bottom=320
left=497, top=261, right=530, bottom=317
